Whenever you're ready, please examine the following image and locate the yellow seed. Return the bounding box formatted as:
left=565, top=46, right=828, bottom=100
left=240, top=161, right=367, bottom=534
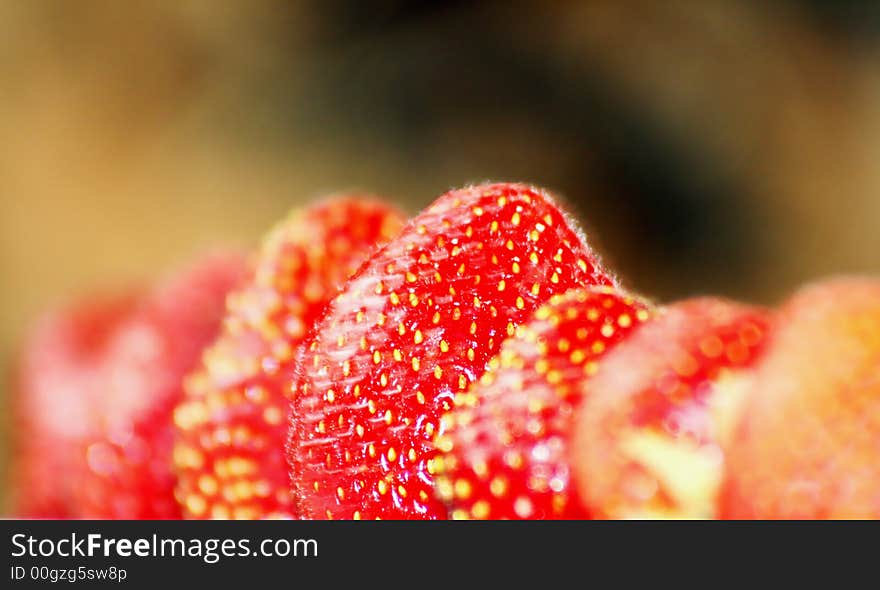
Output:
left=490, top=477, right=508, bottom=497
left=454, top=479, right=472, bottom=499
left=472, top=500, right=490, bottom=519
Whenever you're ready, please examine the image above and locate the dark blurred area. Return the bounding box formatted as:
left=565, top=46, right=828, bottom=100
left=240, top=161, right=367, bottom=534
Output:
left=4, top=0, right=880, bottom=505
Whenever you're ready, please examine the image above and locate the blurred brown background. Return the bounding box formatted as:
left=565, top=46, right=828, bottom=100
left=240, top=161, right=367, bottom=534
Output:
left=3, top=0, right=880, bottom=505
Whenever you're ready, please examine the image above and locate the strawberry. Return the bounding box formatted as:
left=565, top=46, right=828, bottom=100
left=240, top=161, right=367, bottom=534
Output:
left=73, top=253, right=246, bottom=519
left=13, top=253, right=245, bottom=519
left=572, top=298, right=771, bottom=519
left=173, top=197, right=405, bottom=519
left=12, top=292, right=140, bottom=518
left=434, top=286, right=653, bottom=519
left=288, top=182, right=617, bottom=519
left=720, top=278, right=880, bottom=519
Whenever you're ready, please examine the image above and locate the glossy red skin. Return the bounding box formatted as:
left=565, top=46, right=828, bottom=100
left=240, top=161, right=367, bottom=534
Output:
left=435, top=286, right=653, bottom=519
left=13, top=253, right=245, bottom=519
left=288, top=182, right=616, bottom=520
left=13, top=293, right=140, bottom=518
left=573, top=298, right=771, bottom=519
left=174, top=198, right=405, bottom=519
left=720, top=279, right=880, bottom=519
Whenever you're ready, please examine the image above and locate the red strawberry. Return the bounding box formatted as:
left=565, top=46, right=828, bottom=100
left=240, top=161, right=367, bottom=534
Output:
left=13, top=253, right=245, bottom=519
left=173, top=198, right=405, bottom=519
left=572, top=298, right=771, bottom=519
left=73, top=253, right=246, bottom=519
left=434, top=286, right=653, bottom=519
left=12, top=292, right=140, bottom=518
left=720, top=278, right=880, bottom=519
left=288, top=182, right=616, bottom=520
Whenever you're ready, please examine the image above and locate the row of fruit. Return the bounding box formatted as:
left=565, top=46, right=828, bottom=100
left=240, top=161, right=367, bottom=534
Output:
left=10, top=183, right=880, bottom=519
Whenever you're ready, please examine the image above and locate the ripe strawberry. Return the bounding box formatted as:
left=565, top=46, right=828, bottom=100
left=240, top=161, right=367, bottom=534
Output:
left=434, top=286, right=653, bottom=519
left=173, top=198, right=405, bottom=519
left=73, top=253, right=246, bottom=519
left=288, top=182, right=617, bottom=519
left=12, top=293, right=140, bottom=518
left=13, top=253, right=245, bottom=519
left=572, top=298, right=771, bottom=519
left=720, top=278, right=880, bottom=519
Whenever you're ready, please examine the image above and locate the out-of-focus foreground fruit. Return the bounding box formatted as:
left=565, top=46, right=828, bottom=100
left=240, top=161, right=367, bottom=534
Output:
left=720, top=278, right=880, bottom=519
left=288, top=182, right=617, bottom=520
left=173, top=197, right=404, bottom=519
left=12, top=253, right=246, bottom=519
left=573, top=298, right=771, bottom=519
left=435, top=286, right=653, bottom=519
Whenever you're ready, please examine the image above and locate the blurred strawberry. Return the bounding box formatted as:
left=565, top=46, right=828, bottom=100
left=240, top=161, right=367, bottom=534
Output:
left=12, top=252, right=245, bottom=519
left=572, top=298, right=771, bottom=519
left=173, top=197, right=405, bottom=519
left=720, top=278, right=880, bottom=519
left=288, top=182, right=616, bottom=520
left=434, top=286, right=653, bottom=519
left=12, top=293, right=140, bottom=518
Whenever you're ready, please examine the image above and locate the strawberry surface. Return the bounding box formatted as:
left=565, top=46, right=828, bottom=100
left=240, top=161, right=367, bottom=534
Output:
left=435, top=286, right=653, bottom=519
left=573, top=298, right=771, bottom=519
left=720, top=279, right=880, bottom=518
left=288, top=182, right=616, bottom=519
left=173, top=197, right=405, bottom=519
